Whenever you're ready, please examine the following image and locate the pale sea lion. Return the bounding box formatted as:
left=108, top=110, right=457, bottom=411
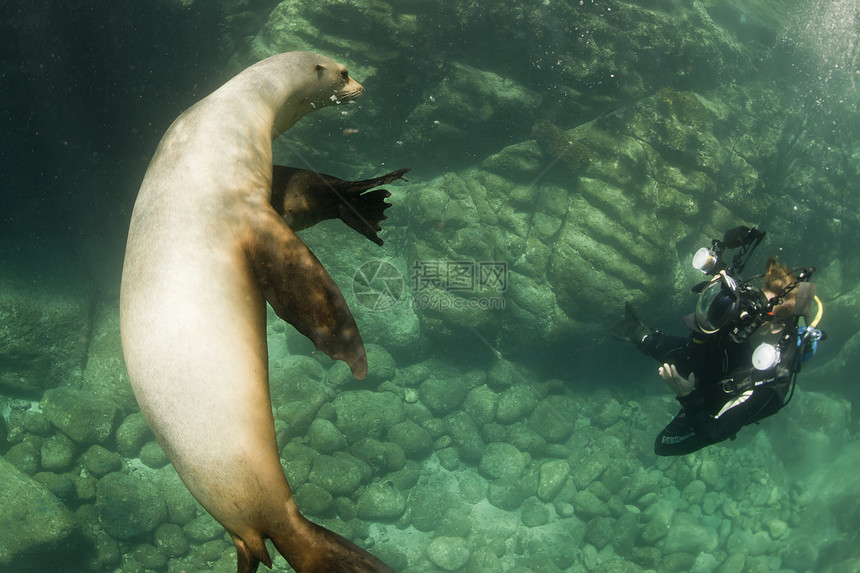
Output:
left=120, top=52, right=402, bottom=572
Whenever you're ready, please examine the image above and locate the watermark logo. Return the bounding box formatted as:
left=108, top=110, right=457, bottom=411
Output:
left=352, top=259, right=508, bottom=311
left=352, top=260, right=404, bottom=311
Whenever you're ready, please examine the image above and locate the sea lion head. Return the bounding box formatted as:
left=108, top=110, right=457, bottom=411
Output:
left=266, top=51, right=364, bottom=135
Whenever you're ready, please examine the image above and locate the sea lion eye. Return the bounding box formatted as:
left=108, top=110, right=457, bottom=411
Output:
left=340, top=69, right=349, bottom=81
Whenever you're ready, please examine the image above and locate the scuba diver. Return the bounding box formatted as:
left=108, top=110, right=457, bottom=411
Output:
left=612, top=226, right=825, bottom=456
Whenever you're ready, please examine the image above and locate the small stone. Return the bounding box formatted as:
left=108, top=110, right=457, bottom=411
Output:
left=96, top=472, right=167, bottom=539
left=487, top=476, right=534, bottom=511
left=40, top=434, right=75, bottom=472
left=41, top=387, right=118, bottom=446
left=139, top=441, right=169, bottom=469
left=79, top=445, right=123, bottom=477
left=613, top=512, right=639, bottom=557
left=295, top=482, right=334, bottom=516
left=305, top=418, right=347, bottom=454
left=681, top=479, right=706, bottom=505
left=32, top=471, right=76, bottom=502
left=133, top=543, right=167, bottom=570
left=426, top=536, right=470, bottom=571
left=479, top=442, right=527, bottom=480
left=585, top=516, right=614, bottom=548
left=662, top=523, right=718, bottom=554
left=183, top=514, right=223, bottom=544
left=419, top=377, right=468, bottom=416
left=445, top=411, right=484, bottom=463
left=495, top=385, right=536, bottom=424
left=521, top=497, right=549, bottom=527
left=572, top=490, right=609, bottom=520
left=386, top=421, right=433, bottom=459
left=356, top=481, right=406, bottom=520
left=153, top=523, right=189, bottom=558
left=766, top=518, right=788, bottom=539
left=538, top=459, right=570, bottom=502
left=462, top=385, right=498, bottom=425
left=331, top=391, right=405, bottom=440
left=115, top=413, right=151, bottom=458
left=592, top=398, right=622, bottom=429
left=308, top=454, right=364, bottom=496
left=5, top=440, right=40, bottom=475
left=408, top=487, right=455, bottom=532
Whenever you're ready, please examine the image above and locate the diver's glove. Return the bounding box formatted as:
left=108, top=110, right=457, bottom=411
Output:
left=611, top=302, right=654, bottom=345
left=659, top=363, right=695, bottom=398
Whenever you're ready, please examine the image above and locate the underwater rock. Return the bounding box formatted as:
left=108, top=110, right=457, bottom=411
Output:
left=496, top=384, right=537, bottom=424
left=444, top=411, right=484, bottom=463
left=348, top=438, right=405, bottom=475
left=139, top=440, right=169, bottom=469
left=404, top=62, right=541, bottom=159
left=308, top=453, right=365, bottom=497
left=407, top=486, right=456, bottom=532
left=269, top=355, right=327, bottom=411
left=7, top=440, right=49, bottom=476
left=33, top=471, right=76, bottom=502
left=532, top=119, right=591, bottom=174
left=0, top=241, right=92, bottom=394
left=521, top=496, right=550, bottom=527
left=528, top=397, right=575, bottom=443
left=114, top=413, right=151, bottom=458
left=153, top=523, right=189, bottom=558
left=305, top=418, right=347, bottom=455
left=419, top=376, right=468, bottom=416
left=276, top=400, right=317, bottom=443
left=39, top=433, right=75, bottom=472
left=467, top=546, right=503, bottom=571
left=479, top=442, right=528, bottom=481
left=132, top=543, right=167, bottom=571
left=537, top=459, right=570, bottom=502
left=294, top=482, right=333, bottom=517
left=95, top=472, right=168, bottom=539
left=462, top=384, right=498, bottom=426
left=572, top=490, right=610, bottom=521
left=0, top=456, right=75, bottom=566
left=487, top=473, right=538, bottom=512
left=331, top=390, right=405, bottom=442
left=41, top=386, right=119, bottom=446
left=386, top=421, right=433, bottom=460
left=661, top=521, right=718, bottom=555
left=426, top=536, right=470, bottom=571
left=182, top=514, right=223, bottom=544
left=81, top=303, right=136, bottom=412
left=507, top=423, right=547, bottom=456
left=520, top=520, right=583, bottom=570
left=356, top=480, right=406, bottom=521
left=363, top=343, right=397, bottom=385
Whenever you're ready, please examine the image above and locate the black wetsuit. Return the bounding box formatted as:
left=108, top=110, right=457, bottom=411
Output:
left=639, top=319, right=796, bottom=456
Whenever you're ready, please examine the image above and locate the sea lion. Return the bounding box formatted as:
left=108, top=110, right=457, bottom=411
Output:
left=120, top=52, right=401, bottom=573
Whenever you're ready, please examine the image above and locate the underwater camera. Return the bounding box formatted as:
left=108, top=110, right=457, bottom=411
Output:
left=691, top=226, right=788, bottom=342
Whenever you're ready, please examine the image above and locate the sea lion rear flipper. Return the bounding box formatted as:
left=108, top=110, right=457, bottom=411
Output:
left=271, top=166, right=410, bottom=245
left=249, top=207, right=367, bottom=379
left=271, top=519, right=396, bottom=573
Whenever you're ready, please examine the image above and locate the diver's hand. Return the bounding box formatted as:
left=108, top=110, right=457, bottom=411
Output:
left=658, top=363, right=694, bottom=397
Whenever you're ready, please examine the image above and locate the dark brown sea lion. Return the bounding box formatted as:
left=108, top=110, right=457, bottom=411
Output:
left=120, top=51, right=402, bottom=573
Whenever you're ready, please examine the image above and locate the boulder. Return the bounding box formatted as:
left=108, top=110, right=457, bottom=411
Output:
left=0, top=457, right=74, bottom=566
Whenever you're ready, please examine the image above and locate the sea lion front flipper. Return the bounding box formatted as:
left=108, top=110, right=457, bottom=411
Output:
left=271, top=166, right=410, bottom=245
left=248, top=207, right=367, bottom=379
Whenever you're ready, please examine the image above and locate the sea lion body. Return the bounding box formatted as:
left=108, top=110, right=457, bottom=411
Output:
left=120, top=52, right=394, bottom=572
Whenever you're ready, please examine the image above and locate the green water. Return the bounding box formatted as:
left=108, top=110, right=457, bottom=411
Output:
left=1, top=0, right=859, bottom=572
